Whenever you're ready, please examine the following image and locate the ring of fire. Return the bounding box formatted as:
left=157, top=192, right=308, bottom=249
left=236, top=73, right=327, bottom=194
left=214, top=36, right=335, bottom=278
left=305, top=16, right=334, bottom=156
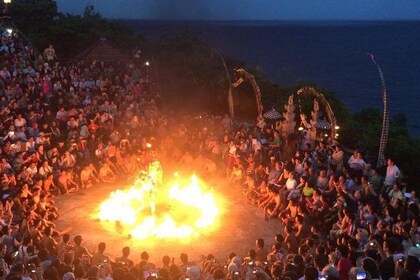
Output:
left=96, top=163, right=221, bottom=240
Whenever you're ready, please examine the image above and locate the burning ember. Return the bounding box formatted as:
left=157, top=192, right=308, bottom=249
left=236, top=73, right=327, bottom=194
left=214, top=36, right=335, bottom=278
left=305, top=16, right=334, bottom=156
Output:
left=97, top=163, right=220, bottom=240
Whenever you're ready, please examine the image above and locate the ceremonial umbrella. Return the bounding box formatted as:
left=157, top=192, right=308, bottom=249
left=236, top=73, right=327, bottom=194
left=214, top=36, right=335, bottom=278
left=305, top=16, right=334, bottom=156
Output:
left=263, top=108, right=281, bottom=120
left=315, top=120, right=332, bottom=130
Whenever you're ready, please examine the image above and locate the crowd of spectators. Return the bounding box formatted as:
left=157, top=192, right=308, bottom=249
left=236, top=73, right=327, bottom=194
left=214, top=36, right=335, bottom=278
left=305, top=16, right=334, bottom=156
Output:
left=0, top=25, right=418, bottom=280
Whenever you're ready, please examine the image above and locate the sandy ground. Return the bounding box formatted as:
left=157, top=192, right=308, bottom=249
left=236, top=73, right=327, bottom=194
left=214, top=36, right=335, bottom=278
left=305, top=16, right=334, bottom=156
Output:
left=54, top=175, right=283, bottom=265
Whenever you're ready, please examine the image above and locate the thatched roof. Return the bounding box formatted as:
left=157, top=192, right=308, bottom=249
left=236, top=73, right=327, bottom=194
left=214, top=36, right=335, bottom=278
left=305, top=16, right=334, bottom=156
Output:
left=75, top=38, right=130, bottom=63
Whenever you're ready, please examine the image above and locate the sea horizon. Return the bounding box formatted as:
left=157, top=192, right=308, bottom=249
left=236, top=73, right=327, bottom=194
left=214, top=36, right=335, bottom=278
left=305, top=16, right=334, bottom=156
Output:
left=112, top=18, right=420, bottom=23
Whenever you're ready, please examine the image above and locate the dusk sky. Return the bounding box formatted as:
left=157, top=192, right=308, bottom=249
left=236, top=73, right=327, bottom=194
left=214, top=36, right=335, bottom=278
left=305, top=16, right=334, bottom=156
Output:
left=56, top=0, right=420, bottom=21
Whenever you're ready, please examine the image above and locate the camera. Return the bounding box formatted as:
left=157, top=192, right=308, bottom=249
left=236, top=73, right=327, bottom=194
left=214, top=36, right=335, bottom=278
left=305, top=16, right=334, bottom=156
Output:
left=144, top=270, right=158, bottom=279
left=234, top=272, right=239, bottom=276
left=356, top=271, right=367, bottom=280
left=369, top=242, right=374, bottom=246
left=248, top=261, right=254, bottom=266
left=26, top=264, right=36, bottom=275
left=318, top=276, right=328, bottom=280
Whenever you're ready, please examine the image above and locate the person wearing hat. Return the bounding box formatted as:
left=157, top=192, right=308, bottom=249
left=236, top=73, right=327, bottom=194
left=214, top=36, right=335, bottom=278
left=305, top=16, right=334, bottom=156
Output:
left=356, top=228, right=369, bottom=247
left=407, top=246, right=420, bottom=261
left=62, top=272, right=75, bottom=280
left=186, top=266, right=201, bottom=280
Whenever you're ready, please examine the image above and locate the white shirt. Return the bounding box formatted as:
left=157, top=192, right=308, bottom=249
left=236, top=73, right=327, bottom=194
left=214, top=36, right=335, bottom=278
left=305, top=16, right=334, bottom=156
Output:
left=385, top=165, right=400, bottom=186
left=348, top=156, right=366, bottom=171
left=14, top=118, right=27, bottom=128
left=252, top=139, right=262, bottom=152
left=295, top=163, right=305, bottom=176
left=286, top=178, right=297, bottom=190
left=39, top=165, right=52, bottom=176
left=228, top=145, right=237, bottom=155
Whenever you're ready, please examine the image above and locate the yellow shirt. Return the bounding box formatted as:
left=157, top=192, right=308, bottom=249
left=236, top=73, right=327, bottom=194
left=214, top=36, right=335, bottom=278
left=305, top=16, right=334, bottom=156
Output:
left=302, top=186, right=314, bottom=197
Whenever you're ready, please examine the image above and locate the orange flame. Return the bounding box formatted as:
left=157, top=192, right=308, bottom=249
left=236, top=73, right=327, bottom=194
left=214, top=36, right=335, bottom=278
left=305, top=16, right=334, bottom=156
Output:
left=97, top=172, right=220, bottom=240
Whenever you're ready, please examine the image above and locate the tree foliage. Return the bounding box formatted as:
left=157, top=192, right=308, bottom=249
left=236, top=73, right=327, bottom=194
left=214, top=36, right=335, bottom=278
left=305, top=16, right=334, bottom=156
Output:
left=8, top=0, right=58, bottom=49
left=8, top=0, right=141, bottom=60
left=150, top=32, right=245, bottom=113
left=340, top=108, right=420, bottom=185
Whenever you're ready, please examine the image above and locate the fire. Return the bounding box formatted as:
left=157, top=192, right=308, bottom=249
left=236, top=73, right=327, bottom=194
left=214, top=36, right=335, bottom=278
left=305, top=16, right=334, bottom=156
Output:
left=97, top=166, right=220, bottom=240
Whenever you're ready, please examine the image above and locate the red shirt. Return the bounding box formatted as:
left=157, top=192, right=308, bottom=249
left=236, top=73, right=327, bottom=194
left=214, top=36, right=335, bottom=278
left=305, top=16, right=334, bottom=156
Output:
left=88, top=123, right=99, bottom=133
left=338, top=257, right=352, bottom=280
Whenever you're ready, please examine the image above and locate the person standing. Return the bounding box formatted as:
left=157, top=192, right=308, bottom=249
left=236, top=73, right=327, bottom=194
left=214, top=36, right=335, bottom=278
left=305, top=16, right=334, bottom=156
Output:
left=331, top=145, right=344, bottom=172
left=43, top=45, right=57, bottom=62
left=383, top=158, right=400, bottom=194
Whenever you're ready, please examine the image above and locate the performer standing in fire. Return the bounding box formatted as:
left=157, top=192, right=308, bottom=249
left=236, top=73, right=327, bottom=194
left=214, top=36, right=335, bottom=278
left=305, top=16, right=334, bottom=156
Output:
left=135, top=145, right=163, bottom=217
left=140, top=146, right=163, bottom=217
left=139, top=175, right=157, bottom=216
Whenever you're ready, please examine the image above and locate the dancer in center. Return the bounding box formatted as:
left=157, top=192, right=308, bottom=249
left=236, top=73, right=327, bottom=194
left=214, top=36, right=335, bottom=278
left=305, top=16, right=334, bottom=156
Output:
left=145, top=158, right=163, bottom=217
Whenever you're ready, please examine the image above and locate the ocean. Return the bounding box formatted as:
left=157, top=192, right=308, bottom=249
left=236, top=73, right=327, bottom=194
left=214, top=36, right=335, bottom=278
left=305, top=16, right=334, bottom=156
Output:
left=118, top=20, right=420, bottom=137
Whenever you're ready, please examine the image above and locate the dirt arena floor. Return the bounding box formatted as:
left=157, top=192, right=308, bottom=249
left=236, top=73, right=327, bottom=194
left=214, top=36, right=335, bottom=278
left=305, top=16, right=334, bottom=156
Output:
left=54, top=173, right=283, bottom=265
